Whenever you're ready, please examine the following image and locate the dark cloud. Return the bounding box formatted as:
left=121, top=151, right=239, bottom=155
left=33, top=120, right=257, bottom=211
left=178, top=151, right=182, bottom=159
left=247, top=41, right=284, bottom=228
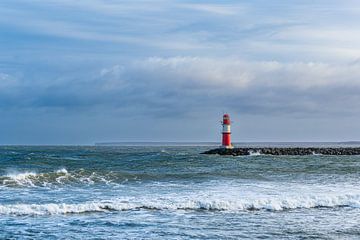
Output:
left=2, top=57, right=360, bottom=118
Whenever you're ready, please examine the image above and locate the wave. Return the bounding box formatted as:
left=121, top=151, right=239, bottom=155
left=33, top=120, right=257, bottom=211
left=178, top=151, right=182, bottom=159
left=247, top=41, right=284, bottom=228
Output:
left=1, top=169, right=266, bottom=187
left=0, top=168, right=118, bottom=187
left=312, top=151, right=323, bottom=156
left=1, top=193, right=360, bottom=215
left=248, top=150, right=262, bottom=156
left=4, top=171, right=39, bottom=187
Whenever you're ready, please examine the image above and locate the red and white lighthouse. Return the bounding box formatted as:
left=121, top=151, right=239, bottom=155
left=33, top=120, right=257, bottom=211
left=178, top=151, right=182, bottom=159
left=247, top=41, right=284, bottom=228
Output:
left=221, top=114, right=233, bottom=149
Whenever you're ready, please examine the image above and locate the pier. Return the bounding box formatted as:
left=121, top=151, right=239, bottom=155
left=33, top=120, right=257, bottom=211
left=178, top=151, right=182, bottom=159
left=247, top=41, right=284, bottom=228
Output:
left=202, top=147, right=360, bottom=156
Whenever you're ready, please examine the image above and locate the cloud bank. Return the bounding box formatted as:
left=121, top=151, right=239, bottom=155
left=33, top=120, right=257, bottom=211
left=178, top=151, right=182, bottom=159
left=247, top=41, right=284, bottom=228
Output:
left=2, top=57, right=360, bottom=118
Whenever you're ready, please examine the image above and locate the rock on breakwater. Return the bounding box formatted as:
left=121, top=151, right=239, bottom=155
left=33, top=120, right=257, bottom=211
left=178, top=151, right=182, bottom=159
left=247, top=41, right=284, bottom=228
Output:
left=202, top=147, right=360, bottom=156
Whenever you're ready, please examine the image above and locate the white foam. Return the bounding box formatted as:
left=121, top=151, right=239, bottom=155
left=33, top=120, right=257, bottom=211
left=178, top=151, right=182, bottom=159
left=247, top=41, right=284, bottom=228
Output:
left=6, top=171, right=37, bottom=180
left=2, top=171, right=117, bottom=187
left=56, top=168, right=68, bottom=174
left=3, top=169, right=71, bottom=187
left=4, top=171, right=38, bottom=187
left=160, top=149, right=169, bottom=153
left=1, top=192, right=360, bottom=216
left=312, top=151, right=323, bottom=156
left=249, top=150, right=262, bottom=156
left=1, top=168, right=118, bottom=187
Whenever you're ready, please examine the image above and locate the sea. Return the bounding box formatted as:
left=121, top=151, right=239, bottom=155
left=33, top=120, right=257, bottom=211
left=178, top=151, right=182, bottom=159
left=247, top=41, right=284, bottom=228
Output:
left=1, top=143, right=360, bottom=239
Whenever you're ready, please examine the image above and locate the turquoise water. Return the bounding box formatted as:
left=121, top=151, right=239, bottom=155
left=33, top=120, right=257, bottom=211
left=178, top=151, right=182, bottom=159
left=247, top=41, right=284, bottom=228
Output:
left=1, top=145, right=360, bottom=239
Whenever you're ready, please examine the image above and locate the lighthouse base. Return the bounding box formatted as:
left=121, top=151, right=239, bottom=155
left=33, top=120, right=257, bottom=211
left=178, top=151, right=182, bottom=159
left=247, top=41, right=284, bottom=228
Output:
left=221, top=145, right=234, bottom=149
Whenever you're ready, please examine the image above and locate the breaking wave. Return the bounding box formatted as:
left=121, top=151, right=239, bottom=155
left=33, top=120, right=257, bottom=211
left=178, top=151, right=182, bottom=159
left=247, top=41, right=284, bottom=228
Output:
left=312, top=151, right=323, bottom=156
left=248, top=150, right=262, bottom=156
left=1, top=169, right=265, bottom=187
left=1, top=193, right=360, bottom=215
left=0, top=168, right=120, bottom=187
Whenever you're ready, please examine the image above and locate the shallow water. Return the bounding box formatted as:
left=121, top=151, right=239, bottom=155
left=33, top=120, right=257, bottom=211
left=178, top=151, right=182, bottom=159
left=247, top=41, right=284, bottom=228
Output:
left=1, top=145, right=360, bottom=239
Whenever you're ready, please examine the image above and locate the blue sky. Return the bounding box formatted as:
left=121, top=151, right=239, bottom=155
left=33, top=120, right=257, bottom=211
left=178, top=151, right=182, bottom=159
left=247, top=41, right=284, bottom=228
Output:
left=1, top=0, right=360, bottom=144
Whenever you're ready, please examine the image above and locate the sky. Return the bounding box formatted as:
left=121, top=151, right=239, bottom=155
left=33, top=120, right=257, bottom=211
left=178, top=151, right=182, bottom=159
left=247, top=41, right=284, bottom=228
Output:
left=1, top=0, right=360, bottom=144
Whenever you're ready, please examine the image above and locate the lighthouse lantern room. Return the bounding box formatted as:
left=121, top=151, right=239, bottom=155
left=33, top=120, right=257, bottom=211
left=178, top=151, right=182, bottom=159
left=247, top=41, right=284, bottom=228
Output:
left=221, top=114, right=233, bottom=149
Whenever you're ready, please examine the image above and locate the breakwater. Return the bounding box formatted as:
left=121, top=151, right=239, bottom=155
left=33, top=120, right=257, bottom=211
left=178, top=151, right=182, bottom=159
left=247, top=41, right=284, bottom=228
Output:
left=202, top=147, right=360, bottom=156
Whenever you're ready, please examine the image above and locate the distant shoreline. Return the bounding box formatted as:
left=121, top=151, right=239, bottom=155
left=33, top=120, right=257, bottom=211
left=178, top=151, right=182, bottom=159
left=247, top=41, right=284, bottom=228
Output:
left=95, top=141, right=360, bottom=147
left=95, top=142, right=219, bottom=146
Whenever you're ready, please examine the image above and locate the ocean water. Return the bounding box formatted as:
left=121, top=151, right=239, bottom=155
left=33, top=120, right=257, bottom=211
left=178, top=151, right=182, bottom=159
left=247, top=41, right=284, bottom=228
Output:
left=1, top=145, right=360, bottom=239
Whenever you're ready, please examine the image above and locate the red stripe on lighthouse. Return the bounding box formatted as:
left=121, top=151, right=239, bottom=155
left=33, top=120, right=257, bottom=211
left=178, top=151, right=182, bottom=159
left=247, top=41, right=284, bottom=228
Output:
left=221, top=114, right=233, bottom=149
left=222, top=133, right=231, bottom=146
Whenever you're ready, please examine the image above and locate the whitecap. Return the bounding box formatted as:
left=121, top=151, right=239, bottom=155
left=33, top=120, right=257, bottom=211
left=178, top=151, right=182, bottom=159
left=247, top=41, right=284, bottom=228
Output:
left=248, top=150, right=262, bottom=156
left=2, top=193, right=360, bottom=216
left=4, top=171, right=38, bottom=187
left=56, top=168, right=68, bottom=174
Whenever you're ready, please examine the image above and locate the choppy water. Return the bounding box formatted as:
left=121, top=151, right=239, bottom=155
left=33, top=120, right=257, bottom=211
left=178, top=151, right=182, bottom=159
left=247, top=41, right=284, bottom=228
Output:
left=1, top=145, right=360, bottom=239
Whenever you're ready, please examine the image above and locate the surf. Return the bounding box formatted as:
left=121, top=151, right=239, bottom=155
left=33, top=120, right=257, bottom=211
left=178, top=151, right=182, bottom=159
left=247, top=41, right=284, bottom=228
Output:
left=1, top=192, right=360, bottom=216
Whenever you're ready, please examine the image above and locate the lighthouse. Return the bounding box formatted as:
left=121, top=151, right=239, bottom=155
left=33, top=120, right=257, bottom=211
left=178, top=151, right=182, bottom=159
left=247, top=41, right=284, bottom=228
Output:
left=221, top=114, right=233, bottom=149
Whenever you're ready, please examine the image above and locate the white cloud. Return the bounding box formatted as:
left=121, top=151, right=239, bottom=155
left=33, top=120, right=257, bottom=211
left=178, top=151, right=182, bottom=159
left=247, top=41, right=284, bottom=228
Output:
left=0, top=73, right=18, bottom=89
left=178, top=3, right=241, bottom=16
left=3, top=56, right=360, bottom=117
left=91, top=57, right=360, bottom=116
left=134, top=57, right=360, bottom=90
left=2, top=0, right=360, bottom=62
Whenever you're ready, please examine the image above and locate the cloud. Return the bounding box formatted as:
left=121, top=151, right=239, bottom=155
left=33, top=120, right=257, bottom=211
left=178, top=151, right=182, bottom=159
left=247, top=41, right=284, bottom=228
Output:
left=133, top=57, right=360, bottom=89
left=0, top=1, right=214, bottom=51
left=2, top=0, right=360, bottom=62
left=123, top=57, right=360, bottom=116
left=0, top=73, right=18, bottom=89
left=2, top=57, right=360, bottom=118
left=178, top=3, right=241, bottom=16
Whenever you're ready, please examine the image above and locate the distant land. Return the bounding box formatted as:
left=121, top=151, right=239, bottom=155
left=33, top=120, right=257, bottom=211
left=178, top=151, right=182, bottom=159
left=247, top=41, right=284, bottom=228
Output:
left=95, top=141, right=360, bottom=147
left=95, top=142, right=219, bottom=146
left=339, top=141, right=360, bottom=144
